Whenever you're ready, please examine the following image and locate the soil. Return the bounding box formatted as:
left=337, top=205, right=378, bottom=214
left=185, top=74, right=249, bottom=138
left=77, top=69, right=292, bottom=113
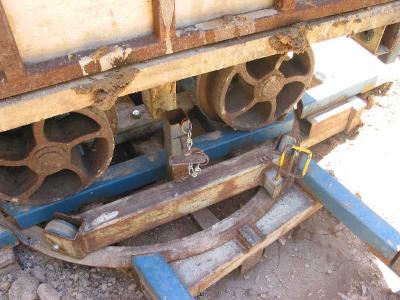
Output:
left=1, top=74, right=400, bottom=300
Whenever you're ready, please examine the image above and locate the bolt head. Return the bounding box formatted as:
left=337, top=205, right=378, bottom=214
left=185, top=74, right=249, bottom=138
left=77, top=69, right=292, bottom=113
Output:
left=132, top=109, right=141, bottom=119
left=52, top=244, right=60, bottom=251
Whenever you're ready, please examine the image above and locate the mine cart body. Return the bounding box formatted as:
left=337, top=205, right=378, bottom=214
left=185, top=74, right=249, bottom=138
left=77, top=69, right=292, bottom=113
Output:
left=0, top=1, right=400, bottom=296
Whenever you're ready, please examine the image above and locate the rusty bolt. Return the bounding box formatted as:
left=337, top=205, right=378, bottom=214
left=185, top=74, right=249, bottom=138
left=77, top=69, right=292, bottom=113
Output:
left=132, top=109, right=141, bottom=119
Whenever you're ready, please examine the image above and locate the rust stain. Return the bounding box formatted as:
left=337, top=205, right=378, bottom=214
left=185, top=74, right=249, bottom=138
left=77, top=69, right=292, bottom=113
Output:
left=269, top=23, right=309, bottom=54
left=75, top=68, right=139, bottom=110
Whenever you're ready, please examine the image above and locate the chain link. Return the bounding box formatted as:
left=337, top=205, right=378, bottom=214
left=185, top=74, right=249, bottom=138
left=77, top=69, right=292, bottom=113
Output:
left=181, top=119, right=202, bottom=178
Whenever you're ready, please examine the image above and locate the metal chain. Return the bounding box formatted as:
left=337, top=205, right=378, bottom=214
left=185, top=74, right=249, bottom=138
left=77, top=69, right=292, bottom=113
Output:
left=181, top=119, right=202, bottom=178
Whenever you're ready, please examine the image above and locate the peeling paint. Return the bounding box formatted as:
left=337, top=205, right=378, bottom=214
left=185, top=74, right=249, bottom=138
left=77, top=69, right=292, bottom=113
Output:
left=78, top=56, right=93, bottom=76
left=99, top=46, right=133, bottom=71
left=78, top=46, right=133, bottom=76
left=91, top=211, right=119, bottom=227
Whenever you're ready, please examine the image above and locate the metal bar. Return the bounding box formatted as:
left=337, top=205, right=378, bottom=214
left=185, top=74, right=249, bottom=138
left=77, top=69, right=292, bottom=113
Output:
left=1, top=114, right=293, bottom=229
left=298, top=159, right=400, bottom=264
left=132, top=254, right=194, bottom=300
left=0, top=0, right=396, bottom=100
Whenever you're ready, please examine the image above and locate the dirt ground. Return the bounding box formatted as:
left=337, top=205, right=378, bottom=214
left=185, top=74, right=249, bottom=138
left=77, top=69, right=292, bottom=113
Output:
left=1, top=73, right=400, bottom=300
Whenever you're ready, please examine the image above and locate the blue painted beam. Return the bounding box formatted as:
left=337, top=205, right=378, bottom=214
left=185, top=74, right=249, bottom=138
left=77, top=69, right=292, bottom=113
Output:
left=1, top=114, right=293, bottom=229
left=299, top=159, right=400, bottom=262
left=132, top=254, right=194, bottom=300
left=0, top=228, right=18, bottom=249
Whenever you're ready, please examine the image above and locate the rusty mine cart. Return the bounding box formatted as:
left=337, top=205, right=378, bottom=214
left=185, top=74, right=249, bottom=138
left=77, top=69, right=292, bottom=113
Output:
left=0, top=0, right=399, bottom=298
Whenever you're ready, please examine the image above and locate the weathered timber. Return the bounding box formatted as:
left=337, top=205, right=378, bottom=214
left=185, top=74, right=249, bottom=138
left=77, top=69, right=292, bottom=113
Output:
left=142, top=82, right=177, bottom=119
left=172, top=186, right=322, bottom=296
left=1, top=2, right=399, bottom=132
left=275, top=0, right=296, bottom=11
left=300, top=96, right=366, bottom=148
left=44, top=146, right=274, bottom=258
left=21, top=187, right=279, bottom=266
left=191, top=209, right=219, bottom=230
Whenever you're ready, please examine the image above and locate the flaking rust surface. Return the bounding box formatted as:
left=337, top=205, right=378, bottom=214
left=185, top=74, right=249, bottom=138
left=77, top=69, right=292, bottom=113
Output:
left=269, top=23, right=309, bottom=54
left=74, top=68, right=138, bottom=111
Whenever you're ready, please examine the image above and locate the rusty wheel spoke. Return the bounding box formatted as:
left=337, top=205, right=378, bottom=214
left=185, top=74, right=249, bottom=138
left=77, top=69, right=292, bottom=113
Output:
left=68, top=131, right=103, bottom=149
left=32, top=120, right=48, bottom=144
left=0, top=158, right=27, bottom=167
left=238, top=65, right=260, bottom=87
left=230, top=100, right=276, bottom=129
left=274, top=55, right=287, bottom=70
left=227, top=99, right=257, bottom=120
left=284, top=75, right=309, bottom=85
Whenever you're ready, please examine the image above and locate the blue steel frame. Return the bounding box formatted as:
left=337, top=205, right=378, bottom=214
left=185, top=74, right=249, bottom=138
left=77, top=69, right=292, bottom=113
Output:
left=0, top=229, right=17, bottom=249
left=132, top=254, right=194, bottom=300
left=298, top=159, right=400, bottom=264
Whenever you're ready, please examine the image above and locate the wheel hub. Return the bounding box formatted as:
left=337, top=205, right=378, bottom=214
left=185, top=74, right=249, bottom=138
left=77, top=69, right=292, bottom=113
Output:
left=256, top=73, right=284, bottom=99
left=196, top=48, right=315, bottom=130
left=31, top=145, right=68, bottom=173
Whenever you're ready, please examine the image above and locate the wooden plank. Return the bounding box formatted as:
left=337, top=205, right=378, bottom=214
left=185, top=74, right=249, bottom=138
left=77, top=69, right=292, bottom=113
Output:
left=44, top=146, right=274, bottom=258
left=1, top=0, right=154, bottom=64
left=132, top=254, right=193, bottom=300
left=192, top=209, right=219, bottom=230
left=240, top=249, right=264, bottom=273
left=300, top=96, right=366, bottom=148
left=275, top=0, right=296, bottom=11
left=0, top=3, right=399, bottom=132
left=172, top=185, right=322, bottom=296
left=22, top=187, right=279, bottom=268
left=238, top=224, right=264, bottom=273
left=0, top=1, right=25, bottom=81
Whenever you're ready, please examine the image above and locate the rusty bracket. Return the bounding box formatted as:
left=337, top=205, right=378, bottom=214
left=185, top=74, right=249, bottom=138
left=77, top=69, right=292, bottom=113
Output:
left=163, top=108, right=208, bottom=180
left=43, top=145, right=274, bottom=258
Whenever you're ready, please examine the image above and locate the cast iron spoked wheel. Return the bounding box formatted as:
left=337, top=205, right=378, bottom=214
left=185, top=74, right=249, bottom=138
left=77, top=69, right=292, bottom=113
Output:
left=196, top=48, right=315, bottom=130
left=0, top=107, right=116, bottom=204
